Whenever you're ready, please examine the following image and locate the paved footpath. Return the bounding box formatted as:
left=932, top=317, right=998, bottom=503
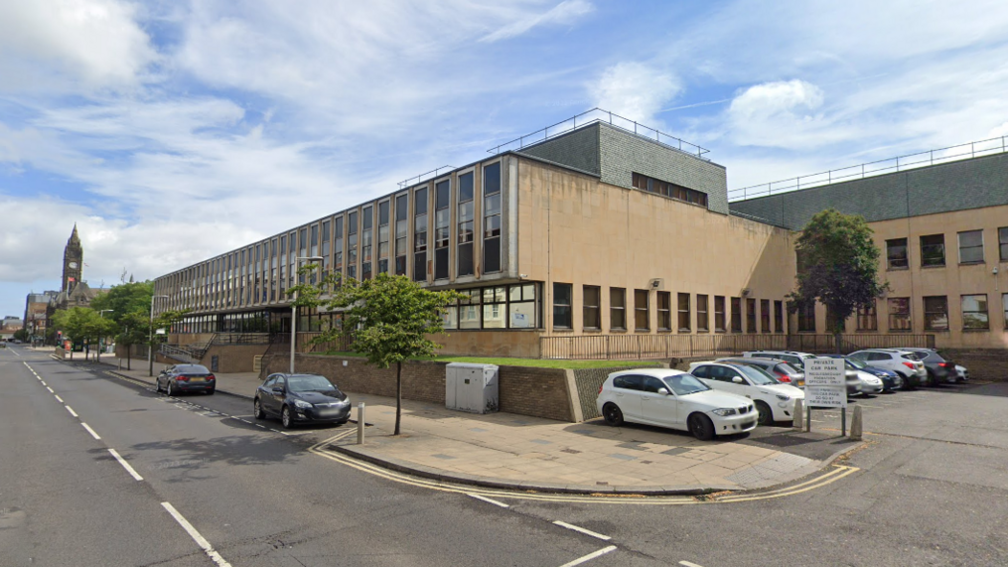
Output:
left=87, top=354, right=858, bottom=495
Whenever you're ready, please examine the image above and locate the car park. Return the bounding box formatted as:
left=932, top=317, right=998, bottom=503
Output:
left=254, top=373, right=351, bottom=428
left=596, top=369, right=758, bottom=441
left=847, top=349, right=926, bottom=389
left=689, top=362, right=805, bottom=425
left=716, top=357, right=805, bottom=387
left=156, top=364, right=216, bottom=395
left=742, top=350, right=818, bottom=370
left=905, top=348, right=960, bottom=385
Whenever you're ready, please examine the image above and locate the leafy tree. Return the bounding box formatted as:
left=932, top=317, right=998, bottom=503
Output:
left=290, top=269, right=460, bottom=435
left=51, top=307, right=114, bottom=361
left=91, top=281, right=156, bottom=369
left=13, top=328, right=30, bottom=342
left=789, top=209, right=888, bottom=353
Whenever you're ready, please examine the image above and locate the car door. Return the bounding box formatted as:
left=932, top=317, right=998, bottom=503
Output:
left=639, top=376, right=677, bottom=426
left=715, top=366, right=751, bottom=398
left=610, top=375, right=643, bottom=421
left=263, top=375, right=284, bottom=415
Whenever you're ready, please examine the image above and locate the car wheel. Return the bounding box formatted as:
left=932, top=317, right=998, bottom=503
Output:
left=155, top=378, right=162, bottom=393
left=688, top=414, right=715, bottom=441
left=755, top=401, right=773, bottom=426
left=166, top=382, right=174, bottom=397
left=281, top=406, right=293, bottom=429
left=253, top=398, right=265, bottom=420
left=602, top=403, right=624, bottom=426
left=900, top=373, right=915, bottom=390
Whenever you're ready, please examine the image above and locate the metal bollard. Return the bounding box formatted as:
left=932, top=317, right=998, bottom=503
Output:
left=357, top=402, right=366, bottom=445
left=849, top=405, right=863, bottom=440
left=792, top=398, right=804, bottom=430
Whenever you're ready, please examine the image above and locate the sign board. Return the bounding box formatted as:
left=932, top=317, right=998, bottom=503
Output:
left=804, top=357, right=847, bottom=408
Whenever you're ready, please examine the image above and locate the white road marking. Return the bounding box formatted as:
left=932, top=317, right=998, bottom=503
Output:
left=108, top=449, right=144, bottom=481
left=81, top=423, right=101, bottom=440
left=65, top=405, right=78, bottom=417
left=9, top=348, right=19, bottom=357
left=679, top=561, right=706, bottom=567
left=160, top=502, right=233, bottom=567
left=41, top=381, right=47, bottom=386
left=46, top=386, right=54, bottom=393
left=558, top=545, right=617, bottom=567
left=467, top=493, right=510, bottom=508
left=553, top=521, right=611, bottom=541
left=54, top=395, right=63, bottom=403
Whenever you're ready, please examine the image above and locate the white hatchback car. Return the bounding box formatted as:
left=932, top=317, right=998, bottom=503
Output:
left=596, top=369, right=758, bottom=441
left=848, top=349, right=927, bottom=389
left=689, top=362, right=805, bottom=425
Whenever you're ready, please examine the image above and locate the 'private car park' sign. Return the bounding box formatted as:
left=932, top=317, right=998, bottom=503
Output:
left=804, top=357, right=848, bottom=435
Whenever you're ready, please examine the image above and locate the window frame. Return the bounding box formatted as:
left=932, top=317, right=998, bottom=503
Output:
left=697, top=294, right=709, bottom=333
left=774, top=300, right=784, bottom=333
left=609, top=288, right=626, bottom=331
left=634, top=289, right=650, bottom=332
left=888, top=297, right=911, bottom=332
left=999, top=227, right=1008, bottom=262
left=920, top=234, right=946, bottom=267
left=583, top=285, right=601, bottom=330
left=657, top=291, right=671, bottom=332
left=923, top=296, right=949, bottom=331
left=856, top=301, right=878, bottom=331
left=553, top=283, right=573, bottom=330
left=457, top=170, right=475, bottom=277
left=957, top=230, right=984, bottom=265
left=961, top=294, right=989, bottom=330
left=886, top=238, right=908, bottom=270
left=714, top=296, right=726, bottom=333
left=676, top=292, right=690, bottom=332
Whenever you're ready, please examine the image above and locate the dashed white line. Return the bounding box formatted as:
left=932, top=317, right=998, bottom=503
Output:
left=558, top=545, right=617, bottom=567
left=108, top=449, right=144, bottom=481
left=160, top=502, right=233, bottom=567
left=553, top=521, right=611, bottom=541
left=467, top=493, right=510, bottom=508
left=679, top=561, right=705, bottom=567
left=65, top=405, right=78, bottom=417
left=54, top=395, right=63, bottom=403
left=41, top=381, right=47, bottom=386
left=46, top=386, right=54, bottom=393
left=81, top=423, right=101, bottom=440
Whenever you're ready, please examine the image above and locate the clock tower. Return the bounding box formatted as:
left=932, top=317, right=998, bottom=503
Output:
left=62, top=224, right=83, bottom=294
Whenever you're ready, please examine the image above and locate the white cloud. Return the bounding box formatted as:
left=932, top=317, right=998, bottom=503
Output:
left=726, top=79, right=830, bottom=148
left=481, top=0, right=593, bottom=42
left=0, top=0, right=156, bottom=92
left=591, top=62, right=681, bottom=124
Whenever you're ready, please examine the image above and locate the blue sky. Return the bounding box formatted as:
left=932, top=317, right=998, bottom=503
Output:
left=3, top=0, right=1008, bottom=319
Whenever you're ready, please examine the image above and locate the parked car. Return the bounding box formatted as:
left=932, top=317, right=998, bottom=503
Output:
left=905, top=348, right=959, bottom=385
left=834, top=355, right=903, bottom=392
left=254, top=373, right=351, bottom=428
left=156, top=364, right=215, bottom=395
left=716, top=357, right=805, bottom=387
left=742, top=350, right=818, bottom=370
left=820, top=355, right=885, bottom=395
left=689, top=362, right=805, bottom=425
left=597, top=369, right=757, bottom=441
left=847, top=349, right=926, bottom=389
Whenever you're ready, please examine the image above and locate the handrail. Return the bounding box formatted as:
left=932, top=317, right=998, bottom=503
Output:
left=397, top=165, right=457, bottom=189
left=729, top=135, right=1008, bottom=202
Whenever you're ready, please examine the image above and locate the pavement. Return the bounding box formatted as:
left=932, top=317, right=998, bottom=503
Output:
left=89, top=354, right=861, bottom=496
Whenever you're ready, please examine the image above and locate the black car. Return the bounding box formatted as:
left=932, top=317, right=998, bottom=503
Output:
left=253, top=373, right=351, bottom=429
left=156, top=364, right=216, bottom=395
left=907, top=349, right=959, bottom=385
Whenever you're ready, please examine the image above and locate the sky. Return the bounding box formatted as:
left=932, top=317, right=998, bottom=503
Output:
left=3, top=0, right=1008, bottom=319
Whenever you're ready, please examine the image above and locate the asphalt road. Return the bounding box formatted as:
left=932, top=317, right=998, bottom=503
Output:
left=2, top=344, right=1007, bottom=567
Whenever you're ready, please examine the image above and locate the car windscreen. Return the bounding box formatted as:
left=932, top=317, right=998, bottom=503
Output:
left=662, top=374, right=710, bottom=396
left=287, top=375, right=338, bottom=393
left=735, top=364, right=779, bottom=385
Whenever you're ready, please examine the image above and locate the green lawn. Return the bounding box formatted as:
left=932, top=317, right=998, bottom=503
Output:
left=317, top=351, right=662, bottom=370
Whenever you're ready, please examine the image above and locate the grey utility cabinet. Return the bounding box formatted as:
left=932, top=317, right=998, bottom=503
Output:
left=445, top=363, right=499, bottom=414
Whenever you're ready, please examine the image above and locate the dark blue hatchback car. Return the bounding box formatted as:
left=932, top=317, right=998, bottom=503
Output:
left=253, top=373, right=351, bottom=429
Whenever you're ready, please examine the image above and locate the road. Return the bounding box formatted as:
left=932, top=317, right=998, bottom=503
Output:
left=2, top=344, right=1007, bottom=566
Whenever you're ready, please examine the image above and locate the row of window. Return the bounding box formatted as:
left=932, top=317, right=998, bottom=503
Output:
left=795, top=294, right=1008, bottom=333
left=631, top=173, right=709, bottom=207
left=551, top=284, right=785, bottom=334
left=155, top=162, right=503, bottom=312
left=886, top=227, right=1008, bottom=269
left=441, top=283, right=540, bottom=330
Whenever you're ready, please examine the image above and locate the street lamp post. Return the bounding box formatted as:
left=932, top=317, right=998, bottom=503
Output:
left=291, top=256, right=323, bottom=374
left=149, top=295, right=169, bottom=376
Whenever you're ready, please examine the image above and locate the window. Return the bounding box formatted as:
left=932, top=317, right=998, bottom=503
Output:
left=923, top=296, right=948, bottom=331
left=697, top=295, right=709, bottom=332
left=760, top=299, right=770, bottom=333
left=508, top=283, right=538, bottom=329
left=583, top=286, right=601, bottom=330
left=886, top=238, right=908, bottom=269
left=395, top=195, right=408, bottom=276
left=1000, top=227, right=1008, bottom=262
left=434, top=180, right=450, bottom=280
left=334, top=217, right=343, bottom=280
left=1003, top=294, right=1008, bottom=330
left=347, top=211, right=358, bottom=280
left=888, top=297, right=911, bottom=331
left=920, top=234, right=945, bottom=267
left=634, top=289, right=649, bottom=331
left=961, top=294, right=989, bottom=330
left=553, top=283, right=572, bottom=329
left=378, top=200, right=390, bottom=274
left=857, top=301, right=878, bottom=331
left=745, top=298, right=756, bottom=333
left=958, top=230, right=984, bottom=264
left=457, top=172, right=474, bottom=277
left=610, top=288, right=626, bottom=330
left=631, top=172, right=708, bottom=207
left=459, top=289, right=480, bottom=329
left=413, top=187, right=428, bottom=282
left=730, top=297, right=742, bottom=333
left=361, top=205, right=373, bottom=280
left=483, top=286, right=507, bottom=329
left=657, top=291, right=671, bottom=331
left=676, top=293, right=689, bottom=332
left=714, top=296, right=726, bottom=332
left=483, top=163, right=502, bottom=274
left=774, top=300, right=783, bottom=333
left=797, top=302, right=816, bottom=332
left=321, top=220, right=331, bottom=273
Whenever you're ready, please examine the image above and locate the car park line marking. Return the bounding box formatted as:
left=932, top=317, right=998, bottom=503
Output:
left=553, top=521, right=611, bottom=541
left=160, top=502, right=233, bottom=567
left=65, top=405, right=78, bottom=417
left=108, top=449, right=144, bottom=481
left=81, top=423, right=101, bottom=440
left=558, top=545, right=617, bottom=567
left=467, top=493, right=510, bottom=508
left=54, top=395, right=63, bottom=402
left=679, top=561, right=705, bottom=567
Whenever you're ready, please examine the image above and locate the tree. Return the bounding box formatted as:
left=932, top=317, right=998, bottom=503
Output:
left=51, top=307, right=113, bottom=361
left=290, top=270, right=460, bottom=435
left=13, top=329, right=29, bottom=342
left=789, top=209, right=888, bottom=353
left=91, top=281, right=156, bottom=369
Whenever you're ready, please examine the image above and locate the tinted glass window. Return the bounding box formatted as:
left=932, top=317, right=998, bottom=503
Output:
left=642, top=377, right=667, bottom=393
left=612, top=375, right=643, bottom=390
left=663, top=374, right=710, bottom=395
left=691, top=365, right=710, bottom=378
left=736, top=365, right=778, bottom=385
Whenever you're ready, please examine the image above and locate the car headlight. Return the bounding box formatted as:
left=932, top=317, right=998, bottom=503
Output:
left=711, top=408, right=737, bottom=416
left=293, top=399, right=313, bottom=409
left=776, top=394, right=790, bottom=401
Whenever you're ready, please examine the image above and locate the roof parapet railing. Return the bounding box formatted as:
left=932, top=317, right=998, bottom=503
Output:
left=487, top=107, right=710, bottom=159
left=729, top=135, right=1008, bottom=202
left=398, top=165, right=456, bottom=189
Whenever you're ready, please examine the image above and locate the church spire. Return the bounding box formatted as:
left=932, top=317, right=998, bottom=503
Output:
left=68, top=223, right=80, bottom=245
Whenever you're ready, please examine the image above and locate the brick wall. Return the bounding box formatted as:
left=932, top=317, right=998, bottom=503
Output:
left=498, top=366, right=573, bottom=422
left=203, top=344, right=270, bottom=373
left=940, top=348, right=1007, bottom=382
